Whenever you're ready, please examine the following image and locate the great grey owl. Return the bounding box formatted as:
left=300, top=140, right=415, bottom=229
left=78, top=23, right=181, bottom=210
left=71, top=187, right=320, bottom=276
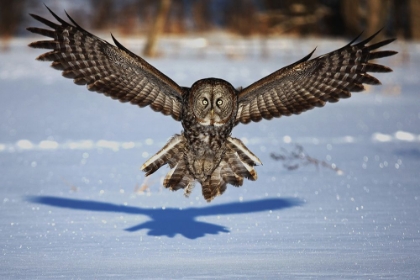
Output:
left=28, top=8, right=397, bottom=202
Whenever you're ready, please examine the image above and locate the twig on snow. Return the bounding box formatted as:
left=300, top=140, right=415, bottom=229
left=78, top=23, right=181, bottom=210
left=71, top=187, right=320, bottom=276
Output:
left=270, top=144, right=343, bottom=175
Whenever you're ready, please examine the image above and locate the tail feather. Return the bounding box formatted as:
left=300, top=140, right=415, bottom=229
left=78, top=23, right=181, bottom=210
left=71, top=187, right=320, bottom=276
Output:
left=210, top=164, right=227, bottom=195
left=226, top=137, right=262, bottom=166
left=201, top=137, right=261, bottom=202
left=226, top=153, right=257, bottom=181
left=163, top=161, right=187, bottom=190
left=221, top=162, right=243, bottom=186
left=141, top=134, right=184, bottom=176
left=141, top=135, right=262, bottom=202
left=202, top=164, right=227, bottom=202
left=164, top=160, right=195, bottom=195
left=141, top=133, right=195, bottom=197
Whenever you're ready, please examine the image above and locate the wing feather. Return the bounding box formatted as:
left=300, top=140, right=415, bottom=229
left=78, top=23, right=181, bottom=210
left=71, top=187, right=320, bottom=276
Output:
left=28, top=7, right=184, bottom=121
left=236, top=31, right=397, bottom=124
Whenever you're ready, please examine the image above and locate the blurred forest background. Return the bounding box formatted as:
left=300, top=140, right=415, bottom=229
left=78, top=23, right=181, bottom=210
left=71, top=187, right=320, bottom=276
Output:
left=0, top=0, right=418, bottom=55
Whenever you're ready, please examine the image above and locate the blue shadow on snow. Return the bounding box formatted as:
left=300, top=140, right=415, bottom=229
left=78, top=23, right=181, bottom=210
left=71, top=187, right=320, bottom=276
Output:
left=27, top=196, right=303, bottom=239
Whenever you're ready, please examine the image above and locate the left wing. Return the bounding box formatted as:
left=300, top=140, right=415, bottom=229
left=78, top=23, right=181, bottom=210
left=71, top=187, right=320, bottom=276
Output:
left=236, top=31, right=397, bottom=124
left=28, top=7, right=184, bottom=121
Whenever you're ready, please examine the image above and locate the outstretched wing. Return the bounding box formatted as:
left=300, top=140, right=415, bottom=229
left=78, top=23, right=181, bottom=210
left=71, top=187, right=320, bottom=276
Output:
left=28, top=7, right=184, bottom=121
left=236, top=31, right=397, bottom=124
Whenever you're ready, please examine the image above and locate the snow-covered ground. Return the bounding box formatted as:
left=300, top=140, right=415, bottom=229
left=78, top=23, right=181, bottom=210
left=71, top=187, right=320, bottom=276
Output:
left=1, top=34, right=419, bottom=279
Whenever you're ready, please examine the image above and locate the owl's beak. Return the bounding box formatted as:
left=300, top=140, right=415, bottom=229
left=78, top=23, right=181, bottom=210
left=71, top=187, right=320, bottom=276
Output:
left=210, top=109, right=215, bottom=125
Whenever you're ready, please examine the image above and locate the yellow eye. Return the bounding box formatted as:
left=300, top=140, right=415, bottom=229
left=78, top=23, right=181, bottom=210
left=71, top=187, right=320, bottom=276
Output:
left=202, top=99, right=208, bottom=106
left=216, top=99, right=223, bottom=106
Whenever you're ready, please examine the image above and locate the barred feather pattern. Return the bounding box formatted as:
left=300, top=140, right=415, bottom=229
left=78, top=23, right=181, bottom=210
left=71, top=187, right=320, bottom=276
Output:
left=236, top=30, right=398, bottom=124
left=27, top=7, right=183, bottom=120
left=200, top=137, right=260, bottom=201
left=28, top=7, right=396, bottom=203
left=142, top=135, right=261, bottom=202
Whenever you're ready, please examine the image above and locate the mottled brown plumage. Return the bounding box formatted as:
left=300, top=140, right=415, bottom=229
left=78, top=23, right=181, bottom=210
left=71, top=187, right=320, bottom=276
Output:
left=28, top=7, right=397, bottom=202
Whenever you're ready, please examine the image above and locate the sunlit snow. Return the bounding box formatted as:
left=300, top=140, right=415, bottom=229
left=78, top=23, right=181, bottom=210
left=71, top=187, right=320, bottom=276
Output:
left=0, top=35, right=419, bottom=279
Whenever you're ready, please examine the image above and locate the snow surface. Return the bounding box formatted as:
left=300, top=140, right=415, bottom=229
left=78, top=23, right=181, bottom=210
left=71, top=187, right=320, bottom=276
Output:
left=1, top=36, right=419, bottom=279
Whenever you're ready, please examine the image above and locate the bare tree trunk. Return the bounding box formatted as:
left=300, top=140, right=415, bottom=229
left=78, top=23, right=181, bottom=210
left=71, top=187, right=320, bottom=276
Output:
left=392, top=0, right=410, bottom=39
left=408, top=0, right=420, bottom=39
left=90, top=0, right=114, bottom=30
left=0, top=0, right=25, bottom=51
left=366, top=0, right=391, bottom=42
left=341, top=0, right=362, bottom=36
left=192, top=0, right=212, bottom=32
left=143, top=0, right=171, bottom=57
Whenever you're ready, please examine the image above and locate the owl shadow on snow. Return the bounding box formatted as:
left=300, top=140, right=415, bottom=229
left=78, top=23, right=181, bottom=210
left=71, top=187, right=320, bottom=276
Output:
left=26, top=196, right=303, bottom=239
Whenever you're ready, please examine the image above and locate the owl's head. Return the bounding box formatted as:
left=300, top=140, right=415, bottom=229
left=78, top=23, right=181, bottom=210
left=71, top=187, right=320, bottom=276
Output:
left=189, top=78, right=237, bottom=127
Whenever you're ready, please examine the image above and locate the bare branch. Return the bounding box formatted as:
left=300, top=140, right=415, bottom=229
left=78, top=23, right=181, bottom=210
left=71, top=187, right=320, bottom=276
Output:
left=270, top=144, right=343, bottom=175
